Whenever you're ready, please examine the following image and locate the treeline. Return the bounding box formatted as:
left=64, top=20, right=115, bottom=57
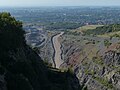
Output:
left=45, top=22, right=83, bottom=30
left=84, top=24, right=120, bottom=35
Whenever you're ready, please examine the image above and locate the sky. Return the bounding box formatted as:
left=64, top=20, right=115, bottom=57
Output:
left=0, top=0, right=120, bottom=7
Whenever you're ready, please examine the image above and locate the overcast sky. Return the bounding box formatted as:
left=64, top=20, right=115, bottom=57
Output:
left=0, top=0, right=120, bottom=7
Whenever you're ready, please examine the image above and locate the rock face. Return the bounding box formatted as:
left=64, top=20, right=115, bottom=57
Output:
left=0, top=12, right=81, bottom=90
left=104, top=51, right=120, bottom=66
left=61, top=34, right=120, bottom=90
left=76, top=51, right=120, bottom=90
left=24, top=24, right=54, bottom=65
left=0, top=45, right=81, bottom=90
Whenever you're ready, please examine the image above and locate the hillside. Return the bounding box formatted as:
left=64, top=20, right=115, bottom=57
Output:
left=61, top=25, right=120, bottom=90
left=83, top=24, right=120, bottom=35
left=0, top=12, right=81, bottom=90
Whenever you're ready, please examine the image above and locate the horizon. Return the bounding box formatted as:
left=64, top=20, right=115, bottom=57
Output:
left=1, top=0, right=120, bottom=7
left=1, top=6, right=120, bottom=8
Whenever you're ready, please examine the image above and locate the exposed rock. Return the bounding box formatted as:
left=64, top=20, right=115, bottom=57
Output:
left=61, top=33, right=120, bottom=90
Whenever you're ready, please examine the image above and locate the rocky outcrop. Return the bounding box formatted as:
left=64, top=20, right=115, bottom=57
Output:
left=61, top=34, right=120, bottom=90
left=63, top=49, right=120, bottom=90
left=104, top=50, right=120, bottom=66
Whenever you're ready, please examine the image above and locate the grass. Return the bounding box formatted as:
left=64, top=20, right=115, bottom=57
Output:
left=98, top=31, right=120, bottom=38
left=82, top=44, right=98, bottom=60
left=73, top=25, right=104, bottom=32
left=92, top=57, right=104, bottom=66
left=93, top=76, right=114, bottom=89
left=104, top=40, right=112, bottom=47
left=88, top=47, right=98, bottom=60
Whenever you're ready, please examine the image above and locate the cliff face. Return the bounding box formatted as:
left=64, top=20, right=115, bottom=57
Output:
left=0, top=12, right=81, bottom=90
left=76, top=50, right=120, bottom=90
left=0, top=45, right=81, bottom=90
left=61, top=34, right=120, bottom=90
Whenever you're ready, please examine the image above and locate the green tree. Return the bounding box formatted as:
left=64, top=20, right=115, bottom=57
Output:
left=0, top=12, right=25, bottom=51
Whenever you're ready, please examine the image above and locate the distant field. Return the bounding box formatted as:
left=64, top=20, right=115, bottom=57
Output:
left=72, top=25, right=103, bottom=33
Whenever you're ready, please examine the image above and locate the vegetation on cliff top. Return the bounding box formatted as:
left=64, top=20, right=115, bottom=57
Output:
left=0, top=12, right=25, bottom=50
left=84, top=24, right=120, bottom=35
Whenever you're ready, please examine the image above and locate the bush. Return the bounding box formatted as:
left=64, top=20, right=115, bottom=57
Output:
left=93, top=76, right=113, bottom=89
left=104, top=40, right=112, bottom=47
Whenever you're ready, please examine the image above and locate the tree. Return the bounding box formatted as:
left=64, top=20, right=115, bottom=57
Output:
left=0, top=12, right=25, bottom=51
